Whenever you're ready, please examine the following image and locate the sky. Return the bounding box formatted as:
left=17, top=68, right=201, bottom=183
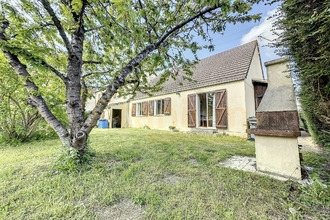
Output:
left=195, top=1, right=281, bottom=77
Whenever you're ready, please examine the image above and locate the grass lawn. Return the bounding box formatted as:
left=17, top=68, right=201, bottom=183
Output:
left=0, top=128, right=329, bottom=219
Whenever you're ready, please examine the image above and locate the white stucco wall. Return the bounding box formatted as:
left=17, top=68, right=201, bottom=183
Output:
left=106, top=102, right=130, bottom=128
left=257, top=58, right=296, bottom=112
left=255, top=135, right=301, bottom=180
left=86, top=46, right=264, bottom=137
left=244, top=46, right=264, bottom=118
left=126, top=80, right=248, bottom=136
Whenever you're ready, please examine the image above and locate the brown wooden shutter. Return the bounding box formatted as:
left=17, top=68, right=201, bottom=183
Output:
left=253, top=83, right=267, bottom=110
left=164, top=98, right=171, bottom=115
left=142, top=101, right=148, bottom=116
left=187, top=94, right=196, bottom=127
left=148, top=100, right=154, bottom=116
left=132, top=103, right=136, bottom=116
left=215, top=89, right=228, bottom=129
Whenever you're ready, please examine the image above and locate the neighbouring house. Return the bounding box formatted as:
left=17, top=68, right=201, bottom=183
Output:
left=88, top=40, right=267, bottom=137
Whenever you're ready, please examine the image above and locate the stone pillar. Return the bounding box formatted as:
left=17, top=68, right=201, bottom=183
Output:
left=247, top=58, right=302, bottom=180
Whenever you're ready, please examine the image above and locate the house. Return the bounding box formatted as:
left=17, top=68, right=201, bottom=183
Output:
left=93, top=40, right=267, bottom=137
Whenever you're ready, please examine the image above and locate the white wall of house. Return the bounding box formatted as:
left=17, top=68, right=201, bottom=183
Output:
left=128, top=79, right=248, bottom=137
left=86, top=44, right=265, bottom=137
left=85, top=91, right=99, bottom=112
left=244, top=46, right=264, bottom=119
left=84, top=66, right=263, bottom=137
left=106, top=102, right=130, bottom=128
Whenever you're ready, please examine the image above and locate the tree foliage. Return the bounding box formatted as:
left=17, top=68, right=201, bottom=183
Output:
left=274, top=0, right=330, bottom=147
left=0, top=52, right=67, bottom=143
left=0, top=0, right=262, bottom=153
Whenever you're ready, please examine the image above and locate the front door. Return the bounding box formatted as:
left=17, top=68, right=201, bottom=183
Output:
left=112, top=109, right=122, bottom=128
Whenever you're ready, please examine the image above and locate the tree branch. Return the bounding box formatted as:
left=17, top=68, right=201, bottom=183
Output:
left=0, top=21, right=70, bottom=146
left=85, top=25, right=105, bottom=33
left=5, top=94, right=27, bottom=130
left=40, top=0, right=75, bottom=57
left=40, top=60, right=68, bottom=82
left=157, top=5, right=220, bottom=46
left=1, top=39, right=67, bottom=82
left=96, top=0, right=132, bottom=34
left=77, top=0, right=88, bottom=32
left=82, top=61, right=103, bottom=65
left=82, top=71, right=108, bottom=78
left=126, top=79, right=139, bottom=84
left=138, top=0, right=153, bottom=44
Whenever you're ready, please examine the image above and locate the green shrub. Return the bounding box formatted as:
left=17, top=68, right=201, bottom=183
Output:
left=299, top=178, right=329, bottom=207
left=298, top=112, right=308, bottom=131
left=0, top=52, right=67, bottom=145
left=53, top=141, right=96, bottom=172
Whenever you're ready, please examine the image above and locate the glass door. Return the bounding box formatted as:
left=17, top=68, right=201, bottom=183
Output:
left=198, top=92, right=214, bottom=128
left=207, top=92, right=214, bottom=127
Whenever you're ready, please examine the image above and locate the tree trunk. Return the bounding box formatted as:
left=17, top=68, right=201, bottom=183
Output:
left=81, top=78, right=88, bottom=117
left=65, top=28, right=87, bottom=150
left=77, top=44, right=161, bottom=138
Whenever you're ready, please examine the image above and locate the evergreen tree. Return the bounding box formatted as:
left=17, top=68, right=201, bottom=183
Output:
left=274, top=0, right=330, bottom=146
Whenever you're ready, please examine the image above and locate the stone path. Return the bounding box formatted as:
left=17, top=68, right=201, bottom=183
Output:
left=218, top=156, right=288, bottom=181
left=218, top=155, right=323, bottom=186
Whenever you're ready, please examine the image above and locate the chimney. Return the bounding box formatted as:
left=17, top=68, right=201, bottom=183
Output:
left=255, top=57, right=300, bottom=136
left=248, top=57, right=302, bottom=180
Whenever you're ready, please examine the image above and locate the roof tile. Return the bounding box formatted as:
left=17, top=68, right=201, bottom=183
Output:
left=135, top=40, right=257, bottom=99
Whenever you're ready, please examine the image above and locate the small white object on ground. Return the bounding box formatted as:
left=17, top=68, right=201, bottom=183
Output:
left=289, top=207, right=297, bottom=215
left=218, top=155, right=317, bottom=184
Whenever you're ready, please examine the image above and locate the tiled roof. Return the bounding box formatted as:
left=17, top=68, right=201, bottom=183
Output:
left=135, top=40, right=257, bottom=99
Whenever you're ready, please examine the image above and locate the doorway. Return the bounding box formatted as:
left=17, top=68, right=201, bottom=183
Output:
left=197, top=92, right=215, bottom=128
left=112, top=109, right=122, bottom=128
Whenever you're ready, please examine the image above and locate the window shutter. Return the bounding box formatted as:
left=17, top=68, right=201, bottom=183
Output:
left=215, top=89, right=227, bottom=129
left=132, top=103, right=136, bottom=117
left=187, top=94, right=196, bottom=127
left=164, top=98, right=171, bottom=115
left=143, top=101, right=148, bottom=116
left=149, top=101, right=154, bottom=116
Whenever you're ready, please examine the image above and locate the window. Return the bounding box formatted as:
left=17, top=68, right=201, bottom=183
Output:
left=154, top=99, right=164, bottom=115
left=136, top=103, right=143, bottom=116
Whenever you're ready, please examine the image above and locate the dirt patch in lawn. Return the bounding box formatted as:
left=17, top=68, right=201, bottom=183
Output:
left=187, top=159, right=199, bottom=164
left=162, top=174, right=184, bottom=184
left=106, top=160, right=122, bottom=167
left=98, top=198, right=144, bottom=220
left=218, top=155, right=256, bottom=172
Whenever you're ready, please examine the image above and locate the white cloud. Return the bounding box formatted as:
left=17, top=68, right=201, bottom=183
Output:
left=241, top=9, right=278, bottom=44
left=241, top=8, right=282, bottom=59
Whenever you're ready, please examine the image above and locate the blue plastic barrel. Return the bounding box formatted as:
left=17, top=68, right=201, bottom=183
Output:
left=98, top=119, right=109, bottom=128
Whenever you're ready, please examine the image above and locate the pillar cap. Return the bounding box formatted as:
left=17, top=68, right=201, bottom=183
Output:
left=264, top=57, right=290, bottom=67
